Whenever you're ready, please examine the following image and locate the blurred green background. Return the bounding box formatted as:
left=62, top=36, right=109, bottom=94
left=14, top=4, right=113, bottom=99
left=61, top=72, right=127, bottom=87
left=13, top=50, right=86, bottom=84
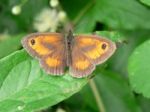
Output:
left=0, top=0, right=150, bottom=112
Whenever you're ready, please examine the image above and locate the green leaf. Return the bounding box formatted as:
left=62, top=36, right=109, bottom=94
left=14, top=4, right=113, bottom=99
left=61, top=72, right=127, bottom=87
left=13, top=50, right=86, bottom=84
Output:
left=60, top=0, right=150, bottom=32
left=92, top=70, right=141, bottom=112
left=75, top=31, right=124, bottom=42
left=64, top=93, right=96, bottom=112
left=0, top=0, right=49, bottom=33
left=140, top=0, right=150, bottom=6
left=137, top=95, right=150, bottom=112
left=0, top=50, right=87, bottom=112
left=109, top=30, right=150, bottom=76
left=0, top=34, right=24, bottom=59
left=96, top=31, right=125, bottom=42
left=64, top=70, right=141, bottom=112
left=59, top=0, right=92, bottom=20
left=128, top=39, right=150, bottom=98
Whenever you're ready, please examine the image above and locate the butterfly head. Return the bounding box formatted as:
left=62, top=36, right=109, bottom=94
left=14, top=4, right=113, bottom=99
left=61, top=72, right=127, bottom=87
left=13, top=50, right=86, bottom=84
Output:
left=67, top=30, right=74, bottom=42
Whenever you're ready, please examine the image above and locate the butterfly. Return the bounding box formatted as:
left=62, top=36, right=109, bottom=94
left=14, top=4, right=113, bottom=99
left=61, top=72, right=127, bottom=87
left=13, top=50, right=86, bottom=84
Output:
left=21, top=31, right=116, bottom=78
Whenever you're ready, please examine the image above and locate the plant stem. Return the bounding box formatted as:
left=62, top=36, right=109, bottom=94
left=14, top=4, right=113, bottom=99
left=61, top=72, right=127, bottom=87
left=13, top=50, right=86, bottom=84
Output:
left=89, top=79, right=105, bottom=112
left=73, top=0, right=95, bottom=25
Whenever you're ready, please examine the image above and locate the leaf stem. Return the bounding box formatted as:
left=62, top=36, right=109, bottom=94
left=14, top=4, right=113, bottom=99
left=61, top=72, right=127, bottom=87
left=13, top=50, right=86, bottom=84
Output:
left=89, top=79, right=105, bottom=112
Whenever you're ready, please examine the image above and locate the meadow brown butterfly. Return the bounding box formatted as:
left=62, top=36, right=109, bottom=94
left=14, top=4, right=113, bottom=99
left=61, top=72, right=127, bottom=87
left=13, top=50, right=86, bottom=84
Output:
left=22, top=31, right=116, bottom=78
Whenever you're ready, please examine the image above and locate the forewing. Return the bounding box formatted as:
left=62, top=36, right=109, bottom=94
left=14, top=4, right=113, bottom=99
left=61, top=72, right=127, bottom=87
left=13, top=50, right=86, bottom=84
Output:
left=74, top=35, right=116, bottom=65
left=22, top=33, right=66, bottom=75
left=70, top=45, right=95, bottom=78
left=21, top=33, right=64, bottom=58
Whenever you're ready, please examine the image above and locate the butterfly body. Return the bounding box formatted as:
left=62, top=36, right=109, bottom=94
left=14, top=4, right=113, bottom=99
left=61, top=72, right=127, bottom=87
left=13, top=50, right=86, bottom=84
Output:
left=65, top=31, right=74, bottom=66
left=22, top=31, right=116, bottom=78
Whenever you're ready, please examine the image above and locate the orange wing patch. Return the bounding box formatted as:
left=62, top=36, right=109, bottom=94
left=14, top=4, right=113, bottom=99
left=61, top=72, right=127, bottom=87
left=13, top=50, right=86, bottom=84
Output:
left=43, top=35, right=62, bottom=43
left=76, top=36, right=109, bottom=60
left=74, top=59, right=90, bottom=70
left=45, top=57, right=61, bottom=67
left=70, top=46, right=95, bottom=77
left=85, top=41, right=109, bottom=59
left=22, top=33, right=64, bottom=57
left=71, top=45, right=91, bottom=71
left=78, top=38, right=94, bottom=46
left=28, top=37, right=51, bottom=55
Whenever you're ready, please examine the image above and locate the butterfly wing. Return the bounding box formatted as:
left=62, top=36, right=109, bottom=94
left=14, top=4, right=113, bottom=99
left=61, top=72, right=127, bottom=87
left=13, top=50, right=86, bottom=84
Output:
left=74, top=35, right=116, bottom=64
left=22, top=33, right=66, bottom=75
left=70, top=35, right=116, bottom=78
left=70, top=44, right=95, bottom=78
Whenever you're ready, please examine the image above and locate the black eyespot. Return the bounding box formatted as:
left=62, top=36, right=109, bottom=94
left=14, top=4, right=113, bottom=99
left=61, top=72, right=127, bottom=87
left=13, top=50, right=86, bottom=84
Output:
left=102, top=43, right=107, bottom=50
left=30, top=39, right=35, bottom=45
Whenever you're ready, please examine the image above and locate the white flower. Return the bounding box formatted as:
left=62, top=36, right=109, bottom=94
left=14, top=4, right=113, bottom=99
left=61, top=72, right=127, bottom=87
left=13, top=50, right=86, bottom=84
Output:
left=12, top=5, right=21, bottom=15
left=50, top=0, right=59, bottom=8
left=58, top=11, right=66, bottom=22
left=33, top=8, right=60, bottom=32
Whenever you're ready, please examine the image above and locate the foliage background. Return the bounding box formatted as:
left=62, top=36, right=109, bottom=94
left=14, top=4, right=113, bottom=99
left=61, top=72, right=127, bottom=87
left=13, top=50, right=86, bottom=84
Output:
left=0, top=0, right=150, bottom=112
